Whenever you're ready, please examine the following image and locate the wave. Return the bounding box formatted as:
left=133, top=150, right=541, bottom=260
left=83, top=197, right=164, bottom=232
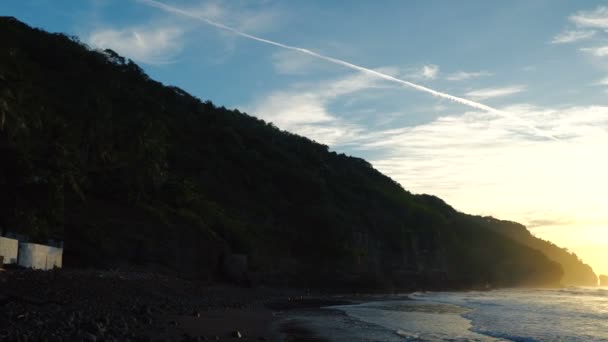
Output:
left=395, top=329, right=420, bottom=340
left=558, top=287, right=608, bottom=297
left=470, top=327, right=539, bottom=342
left=319, top=289, right=608, bottom=341
left=361, top=301, right=470, bottom=314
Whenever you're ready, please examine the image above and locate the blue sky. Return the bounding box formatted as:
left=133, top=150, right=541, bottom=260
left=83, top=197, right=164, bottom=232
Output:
left=3, top=0, right=608, bottom=274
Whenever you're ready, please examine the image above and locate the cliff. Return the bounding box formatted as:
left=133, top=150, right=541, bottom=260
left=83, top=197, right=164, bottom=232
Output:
left=0, top=17, right=582, bottom=289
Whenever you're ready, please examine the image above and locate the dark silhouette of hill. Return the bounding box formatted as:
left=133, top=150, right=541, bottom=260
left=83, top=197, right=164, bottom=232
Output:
left=0, top=17, right=594, bottom=289
left=473, top=217, right=597, bottom=286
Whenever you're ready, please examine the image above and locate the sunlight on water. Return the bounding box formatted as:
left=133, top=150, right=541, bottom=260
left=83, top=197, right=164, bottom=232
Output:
left=291, top=288, right=608, bottom=341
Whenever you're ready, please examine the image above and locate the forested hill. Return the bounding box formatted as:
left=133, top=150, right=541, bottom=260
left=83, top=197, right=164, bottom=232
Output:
left=0, top=17, right=596, bottom=289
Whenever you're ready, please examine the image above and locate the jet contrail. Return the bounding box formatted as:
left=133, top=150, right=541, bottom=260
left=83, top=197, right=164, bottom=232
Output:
left=138, top=0, right=557, bottom=140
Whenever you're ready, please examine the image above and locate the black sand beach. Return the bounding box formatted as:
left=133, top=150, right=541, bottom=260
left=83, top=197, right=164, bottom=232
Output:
left=0, top=269, right=368, bottom=341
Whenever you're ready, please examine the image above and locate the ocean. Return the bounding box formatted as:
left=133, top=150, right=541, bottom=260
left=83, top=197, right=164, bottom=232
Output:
left=282, top=287, right=608, bottom=341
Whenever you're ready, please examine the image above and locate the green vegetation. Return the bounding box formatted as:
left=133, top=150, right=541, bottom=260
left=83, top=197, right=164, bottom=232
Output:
left=0, top=17, right=595, bottom=288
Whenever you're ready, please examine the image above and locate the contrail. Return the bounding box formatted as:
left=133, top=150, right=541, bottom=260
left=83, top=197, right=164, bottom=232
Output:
left=138, top=0, right=557, bottom=140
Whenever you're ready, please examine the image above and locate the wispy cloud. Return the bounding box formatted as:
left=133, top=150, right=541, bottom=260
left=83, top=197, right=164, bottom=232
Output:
left=139, top=0, right=511, bottom=116
left=580, top=45, right=608, bottom=57
left=247, top=71, right=389, bottom=145
left=271, top=50, right=329, bottom=75
left=570, top=6, right=608, bottom=28
left=446, top=71, right=493, bottom=81
left=185, top=1, right=282, bottom=33
left=248, top=58, right=608, bottom=262
left=465, top=85, right=526, bottom=100
left=551, top=29, right=595, bottom=44
left=363, top=105, right=608, bottom=230
left=421, top=64, right=439, bottom=79
left=527, top=218, right=573, bottom=228
left=88, top=1, right=283, bottom=65
left=88, top=25, right=183, bottom=65
left=407, top=64, right=440, bottom=80
left=594, top=77, right=608, bottom=86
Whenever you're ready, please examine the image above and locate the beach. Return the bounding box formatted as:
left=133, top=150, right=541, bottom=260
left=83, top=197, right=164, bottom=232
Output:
left=4, top=269, right=606, bottom=341
left=0, top=269, right=292, bottom=340
left=0, top=268, right=377, bottom=341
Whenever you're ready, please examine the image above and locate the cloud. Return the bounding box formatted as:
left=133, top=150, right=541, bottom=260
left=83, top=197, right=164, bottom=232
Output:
left=407, top=64, right=439, bottom=80
left=551, top=29, right=596, bottom=44
left=247, top=71, right=386, bottom=145
left=248, top=67, right=542, bottom=147
left=190, top=2, right=224, bottom=21
left=580, top=45, right=608, bottom=57
left=233, top=7, right=281, bottom=33
left=361, top=105, right=608, bottom=233
left=594, top=77, right=608, bottom=86
left=522, top=65, right=537, bottom=72
left=421, top=65, right=439, bottom=79
left=88, top=26, right=183, bottom=65
left=465, top=85, right=526, bottom=100
left=527, top=218, right=572, bottom=228
left=88, top=1, right=283, bottom=65
left=570, top=6, right=608, bottom=28
left=139, top=1, right=561, bottom=142
left=185, top=1, right=282, bottom=33
left=271, top=50, right=328, bottom=75
left=141, top=0, right=558, bottom=136
left=143, top=1, right=508, bottom=115
left=446, top=71, right=493, bottom=81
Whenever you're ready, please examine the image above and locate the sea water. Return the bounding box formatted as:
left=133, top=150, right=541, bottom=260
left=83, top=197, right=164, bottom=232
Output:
left=284, top=287, right=608, bottom=341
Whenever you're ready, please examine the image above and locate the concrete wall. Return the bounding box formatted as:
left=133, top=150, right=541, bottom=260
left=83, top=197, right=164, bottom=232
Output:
left=0, top=236, right=19, bottom=264
left=18, top=242, right=63, bottom=270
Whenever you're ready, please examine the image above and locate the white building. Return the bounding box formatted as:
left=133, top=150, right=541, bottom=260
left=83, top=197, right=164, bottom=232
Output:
left=0, top=236, right=19, bottom=265
left=17, top=242, right=63, bottom=270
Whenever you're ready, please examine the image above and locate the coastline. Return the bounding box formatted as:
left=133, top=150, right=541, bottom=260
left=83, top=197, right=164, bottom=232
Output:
left=0, top=268, right=419, bottom=341
left=0, top=268, right=369, bottom=340
left=271, top=294, right=415, bottom=342
left=4, top=269, right=603, bottom=341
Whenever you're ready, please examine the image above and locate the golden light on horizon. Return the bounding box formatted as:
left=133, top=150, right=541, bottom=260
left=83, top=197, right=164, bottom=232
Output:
left=373, top=106, right=608, bottom=280
left=533, top=222, right=608, bottom=277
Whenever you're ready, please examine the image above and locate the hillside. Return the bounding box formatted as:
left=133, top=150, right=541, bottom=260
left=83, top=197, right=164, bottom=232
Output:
left=474, top=217, right=597, bottom=286
left=0, top=17, right=595, bottom=289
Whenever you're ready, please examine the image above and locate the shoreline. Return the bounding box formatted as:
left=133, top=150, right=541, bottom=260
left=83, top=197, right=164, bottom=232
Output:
left=0, top=268, right=379, bottom=341
left=1, top=268, right=578, bottom=341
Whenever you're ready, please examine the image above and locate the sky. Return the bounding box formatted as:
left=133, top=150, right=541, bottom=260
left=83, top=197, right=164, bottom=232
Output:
left=2, top=0, right=608, bottom=275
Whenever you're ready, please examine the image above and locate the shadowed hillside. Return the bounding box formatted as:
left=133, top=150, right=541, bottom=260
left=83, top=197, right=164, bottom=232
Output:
left=473, top=217, right=597, bottom=286
left=0, top=17, right=593, bottom=289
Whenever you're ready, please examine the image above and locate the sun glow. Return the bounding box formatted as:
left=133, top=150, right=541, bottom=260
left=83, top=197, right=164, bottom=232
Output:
left=370, top=105, right=608, bottom=279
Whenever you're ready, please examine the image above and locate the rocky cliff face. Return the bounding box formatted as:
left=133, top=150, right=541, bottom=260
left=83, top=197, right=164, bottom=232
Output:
left=600, top=275, right=608, bottom=286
